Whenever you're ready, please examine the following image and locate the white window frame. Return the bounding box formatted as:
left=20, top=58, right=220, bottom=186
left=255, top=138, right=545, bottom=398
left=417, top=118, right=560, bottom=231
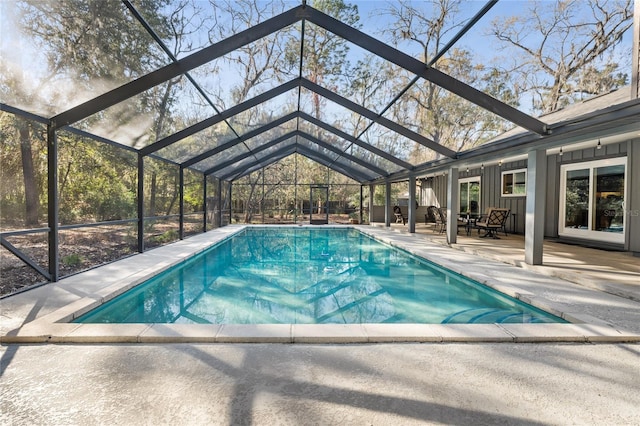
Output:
left=501, top=168, right=527, bottom=197
left=558, top=157, right=626, bottom=244
left=458, top=176, right=481, bottom=215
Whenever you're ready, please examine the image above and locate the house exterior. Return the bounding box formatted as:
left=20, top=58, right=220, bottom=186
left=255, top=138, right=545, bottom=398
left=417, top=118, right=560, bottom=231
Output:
left=411, top=86, right=639, bottom=257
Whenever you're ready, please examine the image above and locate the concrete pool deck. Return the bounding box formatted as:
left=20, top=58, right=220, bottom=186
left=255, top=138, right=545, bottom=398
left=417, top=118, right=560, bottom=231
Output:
left=1, top=225, right=639, bottom=344
left=2, top=225, right=640, bottom=424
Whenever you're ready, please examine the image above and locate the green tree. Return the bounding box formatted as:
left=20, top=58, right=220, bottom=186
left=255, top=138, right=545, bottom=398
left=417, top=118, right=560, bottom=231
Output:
left=18, top=118, right=40, bottom=226
left=0, top=113, right=47, bottom=227
left=3, top=0, right=172, bottom=227
left=285, top=0, right=359, bottom=118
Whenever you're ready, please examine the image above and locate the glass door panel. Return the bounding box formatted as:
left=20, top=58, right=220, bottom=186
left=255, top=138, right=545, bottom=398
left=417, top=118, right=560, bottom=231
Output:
left=460, top=183, right=469, bottom=213
left=469, top=181, right=480, bottom=215
left=593, top=165, right=625, bottom=234
left=559, top=158, right=626, bottom=244
left=564, top=169, right=589, bottom=229
left=459, top=179, right=481, bottom=216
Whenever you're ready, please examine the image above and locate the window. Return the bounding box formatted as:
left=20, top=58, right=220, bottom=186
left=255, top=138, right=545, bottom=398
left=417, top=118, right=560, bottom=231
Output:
left=559, top=157, right=626, bottom=244
left=501, top=169, right=527, bottom=196
left=459, top=177, right=481, bottom=215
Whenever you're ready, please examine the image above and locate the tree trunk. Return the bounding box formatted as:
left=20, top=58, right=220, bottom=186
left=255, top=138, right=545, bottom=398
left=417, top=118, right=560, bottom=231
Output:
left=165, top=174, right=179, bottom=216
left=244, top=182, right=257, bottom=223
left=149, top=172, right=157, bottom=218
left=18, top=120, right=39, bottom=226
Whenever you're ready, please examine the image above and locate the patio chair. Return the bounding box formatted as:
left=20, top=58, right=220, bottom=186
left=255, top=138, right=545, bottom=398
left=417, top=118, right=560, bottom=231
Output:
left=475, top=208, right=510, bottom=239
left=434, top=207, right=446, bottom=233
left=431, top=207, right=467, bottom=235
left=393, top=205, right=407, bottom=225
left=425, top=205, right=437, bottom=224
left=499, top=210, right=511, bottom=236
left=482, top=208, right=510, bottom=236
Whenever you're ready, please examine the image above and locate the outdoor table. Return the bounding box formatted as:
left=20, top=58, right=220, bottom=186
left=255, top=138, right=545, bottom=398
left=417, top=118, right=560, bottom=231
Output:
left=459, top=213, right=479, bottom=236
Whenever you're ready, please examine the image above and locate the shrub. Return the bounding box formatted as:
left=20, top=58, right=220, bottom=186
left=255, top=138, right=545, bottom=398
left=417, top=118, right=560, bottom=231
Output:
left=62, top=253, right=83, bottom=267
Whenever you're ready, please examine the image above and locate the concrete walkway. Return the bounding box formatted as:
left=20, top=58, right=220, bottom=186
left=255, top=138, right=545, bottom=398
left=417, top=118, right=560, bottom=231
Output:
left=2, top=342, right=639, bottom=425
left=2, top=225, right=639, bottom=424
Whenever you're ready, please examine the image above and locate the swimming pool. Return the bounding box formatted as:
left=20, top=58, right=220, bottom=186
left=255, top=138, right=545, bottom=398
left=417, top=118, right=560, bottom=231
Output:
left=75, top=227, right=566, bottom=325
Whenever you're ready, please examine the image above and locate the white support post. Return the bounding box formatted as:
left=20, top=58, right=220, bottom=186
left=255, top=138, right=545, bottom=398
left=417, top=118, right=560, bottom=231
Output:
left=385, top=181, right=391, bottom=227
left=217, top=179, right=222, bottom=228
left=369, top=184, right=375, bottom=224
left=359, top=185, right=363, bottom=224
left=408, top=174, right=416, bottom=233
left=446, top=168, right=459, bottom=244
left=525, top=149, right=547, bottom=265
left=228, top=182, right=233, bottom=225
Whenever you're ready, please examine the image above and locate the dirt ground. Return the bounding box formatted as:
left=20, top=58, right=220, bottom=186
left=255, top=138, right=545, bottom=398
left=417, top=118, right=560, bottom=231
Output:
left=0, top=221, right=199, bottom=297
left=1, top=228, right=136, bottom=296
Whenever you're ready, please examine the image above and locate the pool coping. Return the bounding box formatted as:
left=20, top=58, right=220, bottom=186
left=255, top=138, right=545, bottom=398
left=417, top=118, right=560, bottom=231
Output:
left=2, top=225, right=639, bottom=344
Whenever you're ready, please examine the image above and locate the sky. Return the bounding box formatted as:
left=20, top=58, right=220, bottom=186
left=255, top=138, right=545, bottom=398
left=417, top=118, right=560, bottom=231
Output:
left=0, top=0, right=634, bottom=150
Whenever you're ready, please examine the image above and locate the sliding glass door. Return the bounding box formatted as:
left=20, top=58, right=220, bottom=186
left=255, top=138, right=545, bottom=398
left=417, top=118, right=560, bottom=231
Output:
left=459, top=178, right=481, bottom=216
left=559, top=157, right=626, bottom=244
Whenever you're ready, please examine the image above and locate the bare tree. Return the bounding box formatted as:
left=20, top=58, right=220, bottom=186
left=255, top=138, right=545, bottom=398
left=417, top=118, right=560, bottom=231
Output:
left=382, top=0, right=499, bottom=160
left=490, top=0, right=633, bottom=113
left=207, top=0, right=291, bottom=106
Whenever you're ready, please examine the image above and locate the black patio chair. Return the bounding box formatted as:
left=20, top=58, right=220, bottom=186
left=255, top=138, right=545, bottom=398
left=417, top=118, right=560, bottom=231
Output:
left=475, top=208, right=510, bottom=239
left=434, top=207, right=447, bottom=233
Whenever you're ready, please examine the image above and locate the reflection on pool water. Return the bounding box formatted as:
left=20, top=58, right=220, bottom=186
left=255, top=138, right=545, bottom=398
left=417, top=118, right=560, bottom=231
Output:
left=75, top=227, right=567, bottom=324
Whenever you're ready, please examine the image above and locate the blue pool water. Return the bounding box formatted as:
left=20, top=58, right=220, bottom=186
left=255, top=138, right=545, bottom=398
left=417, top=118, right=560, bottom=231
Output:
left=74, top=227, right=567, bottom=324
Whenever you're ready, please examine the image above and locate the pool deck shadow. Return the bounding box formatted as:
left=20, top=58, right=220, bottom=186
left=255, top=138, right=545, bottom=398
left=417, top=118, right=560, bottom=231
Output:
left=2, top=224, right=640, bottom=344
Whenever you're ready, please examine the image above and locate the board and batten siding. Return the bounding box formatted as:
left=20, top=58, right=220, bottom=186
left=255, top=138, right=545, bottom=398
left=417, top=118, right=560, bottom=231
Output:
left=419, top=140, right=637, bottom=252
left=419, top=175, right=448, bottom=208
left=478, top=160, right=527, bottom=234
left=430, top=163, right=527, bottom=234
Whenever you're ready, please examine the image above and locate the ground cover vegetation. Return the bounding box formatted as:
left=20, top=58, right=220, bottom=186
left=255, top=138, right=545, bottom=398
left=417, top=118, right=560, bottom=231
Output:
left=0, top=0, right=633, bottom=295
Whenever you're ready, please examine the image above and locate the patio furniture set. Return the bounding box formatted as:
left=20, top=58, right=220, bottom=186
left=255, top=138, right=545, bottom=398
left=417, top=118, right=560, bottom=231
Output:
left=426, top=206, right=511, bottom=239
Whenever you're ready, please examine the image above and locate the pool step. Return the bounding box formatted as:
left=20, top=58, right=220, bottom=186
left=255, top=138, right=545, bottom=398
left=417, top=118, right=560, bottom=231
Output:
left=442, top=308, right=549, bottom=324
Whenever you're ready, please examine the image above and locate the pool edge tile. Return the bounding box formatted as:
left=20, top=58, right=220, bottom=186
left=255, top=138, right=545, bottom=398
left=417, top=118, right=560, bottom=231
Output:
left=292, top=324, right=368, bottom=343
left=362, top=324, right=442, bottom=343
left=138, top=324, right=221, bottom=343
left=498, top=324, right=588, bottom=343
left=216, top=324, right=292, bottom=343
left=1, top=323, right=83, bottom=344
left=570, top=324, right=640, bottom=343
left=436, top=324, right=515, bottom=342
left=57, top=324, right=151, bottom=343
